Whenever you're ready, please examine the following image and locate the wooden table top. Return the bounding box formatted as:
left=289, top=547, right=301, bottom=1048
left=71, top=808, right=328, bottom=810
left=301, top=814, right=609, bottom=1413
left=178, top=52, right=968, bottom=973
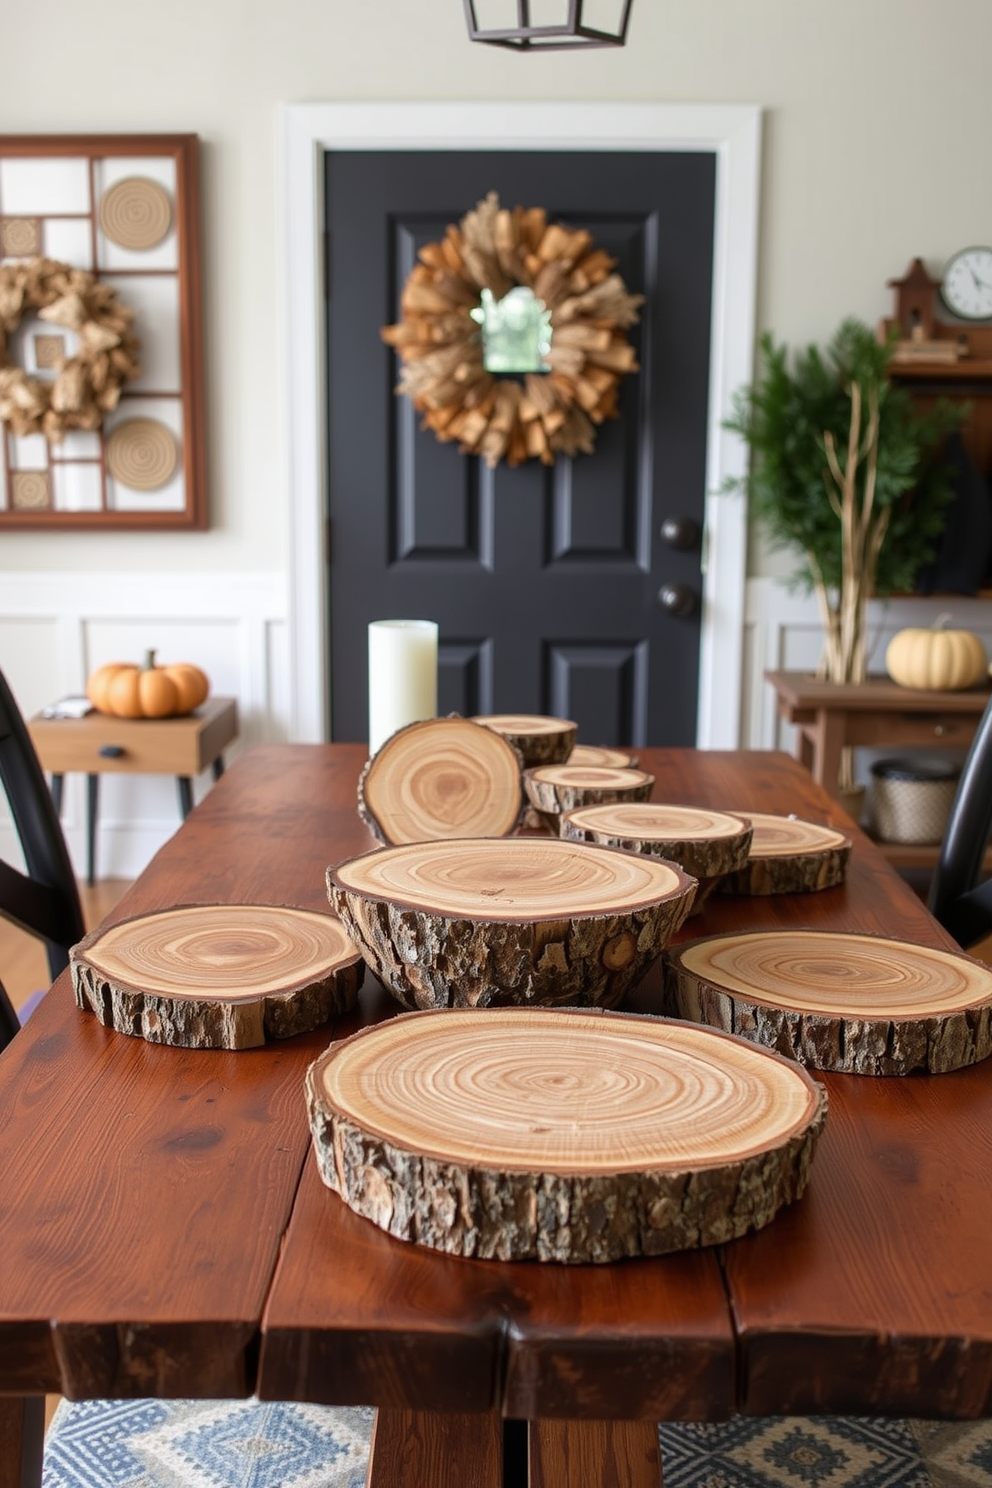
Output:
left=2, top=744, right=991, bottom=1421
left=766, top=669, right=992, bottom=715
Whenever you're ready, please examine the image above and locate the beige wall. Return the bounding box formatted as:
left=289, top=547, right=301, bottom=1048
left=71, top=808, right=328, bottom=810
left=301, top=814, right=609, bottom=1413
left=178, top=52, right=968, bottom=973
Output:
left=0, top=0, right=989, bottom=581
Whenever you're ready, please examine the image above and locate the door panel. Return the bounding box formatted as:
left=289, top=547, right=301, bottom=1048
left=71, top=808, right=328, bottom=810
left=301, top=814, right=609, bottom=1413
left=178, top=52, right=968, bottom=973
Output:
left=326, top=150, right=715, bottom=746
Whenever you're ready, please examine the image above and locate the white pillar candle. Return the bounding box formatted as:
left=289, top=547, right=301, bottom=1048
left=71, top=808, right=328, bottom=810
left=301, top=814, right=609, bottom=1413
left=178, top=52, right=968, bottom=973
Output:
left=368, top=619, right=439, bottom=754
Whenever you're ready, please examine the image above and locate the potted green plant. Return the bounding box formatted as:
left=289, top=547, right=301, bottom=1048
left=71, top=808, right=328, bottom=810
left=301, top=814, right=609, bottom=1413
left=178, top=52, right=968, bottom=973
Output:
left=726, top=318, right=959, bottom=796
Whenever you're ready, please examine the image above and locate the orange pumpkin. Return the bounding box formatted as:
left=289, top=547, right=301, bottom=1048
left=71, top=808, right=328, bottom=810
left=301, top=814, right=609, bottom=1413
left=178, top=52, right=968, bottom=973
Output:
left=86, top=651, right=210, bottom=719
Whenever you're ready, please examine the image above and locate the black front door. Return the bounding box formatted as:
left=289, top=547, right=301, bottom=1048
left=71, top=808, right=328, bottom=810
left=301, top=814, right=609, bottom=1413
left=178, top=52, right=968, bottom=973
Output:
left=325, top=149, right=715, bottom=747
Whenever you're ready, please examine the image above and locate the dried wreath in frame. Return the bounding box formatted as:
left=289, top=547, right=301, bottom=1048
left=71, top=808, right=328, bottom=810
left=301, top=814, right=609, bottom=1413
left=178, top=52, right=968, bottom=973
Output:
left=381, top=192, right=643, bottom=468
left=0, top=257, right=140, bottom=441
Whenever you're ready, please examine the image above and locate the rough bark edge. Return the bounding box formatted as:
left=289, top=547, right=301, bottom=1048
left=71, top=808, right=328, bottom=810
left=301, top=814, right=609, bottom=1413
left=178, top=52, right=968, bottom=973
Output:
left=718, top=843, right=851, bottom=896
left=523, top=773, right=655, bottom=835
left=473, top=718, right=578, bottom=769
left=662, top=950, right=992, bottom=1075
left=327, top=869, right=697, bottom=1011
left=305, top=1050, right=827, bottom=1264
left=357, top=716, right=525, bottom=845
left=560, top=817, right=753, bottom=879
left=70, top=909, right=364, bottom=1051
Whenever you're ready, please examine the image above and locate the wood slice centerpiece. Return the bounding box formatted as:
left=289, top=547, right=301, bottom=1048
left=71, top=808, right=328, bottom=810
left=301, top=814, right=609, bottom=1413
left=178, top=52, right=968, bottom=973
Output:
left=523, top=764, right=654, bottom=833
left=358, top=716, right=522, bottom=844
left=328, top=836, right=696, bottom=1011
left=472, top=713, right=577, bottom=767
left=664, top=929, right=992, bottom=1075
left=718, top=812, right=851, bottom=896
left=561, top=803, right=752, bottom=914
left=306, top=1007, right=827, bottom=1263
left=71, top=903, right=364, bottom=1050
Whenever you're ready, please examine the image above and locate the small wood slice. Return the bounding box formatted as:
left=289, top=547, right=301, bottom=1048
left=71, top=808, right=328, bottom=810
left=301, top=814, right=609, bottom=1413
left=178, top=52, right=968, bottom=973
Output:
left=523, top=764, right=654, bottom=831
left=328, top=836, right=696, bottom=1011
left=358, top=717, right=523, bottom=844
left=71, top=904, right=364, bottom=1050
left=561, top=803, right=752, bottom=913
left=99, top=176, right=173, bottom=250
left=718, top=813, right=851, bottom=896
left=105, top=418, right=179, bottom=491
left=472, top=713, right=577, bottom=767
left=664, top=929, right=992, bottom=1075
left=568, top=745, right=638, bottom=769
left=306, top=1007, right=827, bottom=1263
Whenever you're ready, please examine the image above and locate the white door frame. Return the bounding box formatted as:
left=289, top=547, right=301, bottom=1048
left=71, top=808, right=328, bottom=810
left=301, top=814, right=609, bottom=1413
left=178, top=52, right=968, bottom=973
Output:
left=280, top=102, right=761, bottom=746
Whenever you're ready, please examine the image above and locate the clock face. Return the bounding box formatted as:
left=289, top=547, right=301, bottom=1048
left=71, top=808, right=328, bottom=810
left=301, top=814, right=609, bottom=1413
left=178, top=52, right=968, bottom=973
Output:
left=942, top=247, right=992, bottom=320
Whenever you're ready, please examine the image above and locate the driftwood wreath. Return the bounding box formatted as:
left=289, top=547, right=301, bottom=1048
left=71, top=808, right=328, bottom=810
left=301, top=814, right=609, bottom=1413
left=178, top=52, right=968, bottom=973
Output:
left=381, top=192, right=643, bottom=468
left=0, top=257, right=140, bottom=441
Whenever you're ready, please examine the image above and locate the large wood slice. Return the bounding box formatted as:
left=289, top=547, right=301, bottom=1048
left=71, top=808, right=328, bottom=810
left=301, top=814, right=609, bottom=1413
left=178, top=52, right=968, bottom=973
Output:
left=71, top=903, right=364, bottom=1050
left=718, top=812, right=851, bottom=896
left=523, top=764, right=654, bottom=832
left=472, top=713, right=577, bottom=767
left=327, top=835, right=696, bottom=1011
left=306, top=1007, right=827, bottom=1263
left=568, top=744, right=638, bottom=768
left=561, top=803, right=752, bottom=914
left=358, top=716, right=523, bottom=844
left=664, top=929, right=992, bottom=1075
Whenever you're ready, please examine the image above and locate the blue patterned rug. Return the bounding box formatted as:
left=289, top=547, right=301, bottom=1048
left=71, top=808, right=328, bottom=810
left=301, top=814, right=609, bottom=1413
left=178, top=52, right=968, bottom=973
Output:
left=40, top=1401, right=992, bottom=1488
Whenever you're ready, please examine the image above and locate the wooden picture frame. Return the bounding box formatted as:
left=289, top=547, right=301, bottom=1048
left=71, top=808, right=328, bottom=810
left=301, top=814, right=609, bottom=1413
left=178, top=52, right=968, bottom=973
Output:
left=0, top=134, right=207, bottom=530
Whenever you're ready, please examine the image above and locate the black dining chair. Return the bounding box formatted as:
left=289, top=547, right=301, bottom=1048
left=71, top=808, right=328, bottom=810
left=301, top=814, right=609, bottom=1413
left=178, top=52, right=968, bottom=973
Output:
left=0, top=665, right=85, bottom=981
left=928, top=688, right=992, bottom=949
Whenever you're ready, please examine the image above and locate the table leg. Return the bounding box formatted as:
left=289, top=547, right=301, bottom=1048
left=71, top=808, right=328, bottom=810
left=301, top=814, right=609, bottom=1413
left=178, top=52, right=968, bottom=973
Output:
left=86, top=773, right=99, bottom=887
left=49, top=774, right=64, bottom=817
left=810, top=710, right=847, bottom=799
left=528, top=1419, right=663, bottom=1488
left=366, top=1409, right=502, bottom=1488
left=0, top=1396, right=44, bottom=1488
left=177, top=777, right=194, bottom=819
left=212, top=754, right=225, bottom=781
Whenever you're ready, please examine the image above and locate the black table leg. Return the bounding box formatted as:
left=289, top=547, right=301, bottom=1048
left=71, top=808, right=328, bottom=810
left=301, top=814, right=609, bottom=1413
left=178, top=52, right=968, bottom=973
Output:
left=178, top=777, right=194, bottom=818
left=50, top=773, right=64, bottom=816
left=86, top=774, right=99, bottom=887
left=212, top=754, right=225, bottom=782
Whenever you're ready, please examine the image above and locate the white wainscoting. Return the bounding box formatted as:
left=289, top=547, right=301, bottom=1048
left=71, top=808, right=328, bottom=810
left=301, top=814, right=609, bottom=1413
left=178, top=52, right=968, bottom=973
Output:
left=0, top=571, right=288, bottom=880
left=743, top=577, right=992, bottom=765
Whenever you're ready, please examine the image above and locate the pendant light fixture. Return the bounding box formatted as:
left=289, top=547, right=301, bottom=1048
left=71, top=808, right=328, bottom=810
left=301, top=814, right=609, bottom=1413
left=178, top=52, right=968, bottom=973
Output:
left=464, top=0, right=633, bottom=50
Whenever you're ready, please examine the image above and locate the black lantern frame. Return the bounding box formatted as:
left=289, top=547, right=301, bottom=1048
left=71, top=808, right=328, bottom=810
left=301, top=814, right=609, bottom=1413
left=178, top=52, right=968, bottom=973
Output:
left=464, top=0, right=632, bottom=50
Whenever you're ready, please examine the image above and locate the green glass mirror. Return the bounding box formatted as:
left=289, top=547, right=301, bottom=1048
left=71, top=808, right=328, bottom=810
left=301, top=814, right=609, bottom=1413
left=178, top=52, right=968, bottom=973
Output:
left=471, top=286, right=552, bottom=374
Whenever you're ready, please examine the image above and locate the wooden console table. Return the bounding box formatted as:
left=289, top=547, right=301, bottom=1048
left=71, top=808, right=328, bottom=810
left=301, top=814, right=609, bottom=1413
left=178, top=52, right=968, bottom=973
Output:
left=765, top=670, right=991, bottom=866
left=28, top=696, right=238, bottom=884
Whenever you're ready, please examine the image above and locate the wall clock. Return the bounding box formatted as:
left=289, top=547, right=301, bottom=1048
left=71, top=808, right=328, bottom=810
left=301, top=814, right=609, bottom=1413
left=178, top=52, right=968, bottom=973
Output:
left=941, top=246, right=992, bottom=321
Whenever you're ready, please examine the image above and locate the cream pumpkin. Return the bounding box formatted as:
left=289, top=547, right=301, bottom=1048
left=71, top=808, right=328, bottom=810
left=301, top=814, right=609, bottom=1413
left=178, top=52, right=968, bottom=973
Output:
left=885, top=624, right=988, bottom=692
left=87, top=651, right=210, bottom=718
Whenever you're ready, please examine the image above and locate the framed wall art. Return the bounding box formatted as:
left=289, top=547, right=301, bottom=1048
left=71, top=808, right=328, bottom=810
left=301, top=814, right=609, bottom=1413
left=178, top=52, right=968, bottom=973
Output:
left=0, top=134, right=207, bottom=530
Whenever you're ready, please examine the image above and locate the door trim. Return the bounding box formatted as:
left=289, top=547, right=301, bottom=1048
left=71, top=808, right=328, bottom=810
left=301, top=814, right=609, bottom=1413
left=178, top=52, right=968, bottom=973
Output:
left=280, top=102, right=761, bottom=746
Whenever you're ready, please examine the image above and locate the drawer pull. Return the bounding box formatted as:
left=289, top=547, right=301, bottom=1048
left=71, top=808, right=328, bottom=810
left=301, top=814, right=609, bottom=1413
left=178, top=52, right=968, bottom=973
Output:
left=99, top=745, right=126, bottom=759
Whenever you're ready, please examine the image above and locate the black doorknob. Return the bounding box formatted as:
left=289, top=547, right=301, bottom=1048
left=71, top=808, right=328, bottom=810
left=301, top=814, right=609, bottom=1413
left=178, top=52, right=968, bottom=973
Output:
left=657, top=583, right=698, bottom=618
left=660, top=515, right=700, bottom=551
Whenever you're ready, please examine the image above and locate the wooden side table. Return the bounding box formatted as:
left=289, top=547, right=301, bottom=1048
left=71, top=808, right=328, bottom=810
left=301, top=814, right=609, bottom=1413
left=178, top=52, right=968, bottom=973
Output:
left=28, top=697, right=239, bottom=884
left=765, top=670, right=991, bottom=867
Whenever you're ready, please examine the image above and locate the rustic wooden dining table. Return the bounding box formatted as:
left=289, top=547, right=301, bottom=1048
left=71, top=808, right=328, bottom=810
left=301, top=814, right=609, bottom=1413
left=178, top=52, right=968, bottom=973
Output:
left=2, top=743, right=992, bottom=1488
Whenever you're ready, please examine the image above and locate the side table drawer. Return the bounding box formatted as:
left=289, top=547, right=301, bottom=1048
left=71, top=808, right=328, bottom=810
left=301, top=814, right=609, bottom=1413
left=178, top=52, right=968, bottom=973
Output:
left=845, top=712, right=980, bottom=749
left=28, top=699, right=238, bottom=777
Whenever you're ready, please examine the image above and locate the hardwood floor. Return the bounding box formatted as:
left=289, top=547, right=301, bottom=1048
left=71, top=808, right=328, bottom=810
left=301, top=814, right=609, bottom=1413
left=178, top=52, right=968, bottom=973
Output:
left=3, top=879, right=131, bottom=1015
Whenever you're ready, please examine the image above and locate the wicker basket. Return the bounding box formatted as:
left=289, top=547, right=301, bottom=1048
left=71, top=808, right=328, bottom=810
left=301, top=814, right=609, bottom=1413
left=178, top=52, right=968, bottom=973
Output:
left=866, top=757, right=960, bottom=845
